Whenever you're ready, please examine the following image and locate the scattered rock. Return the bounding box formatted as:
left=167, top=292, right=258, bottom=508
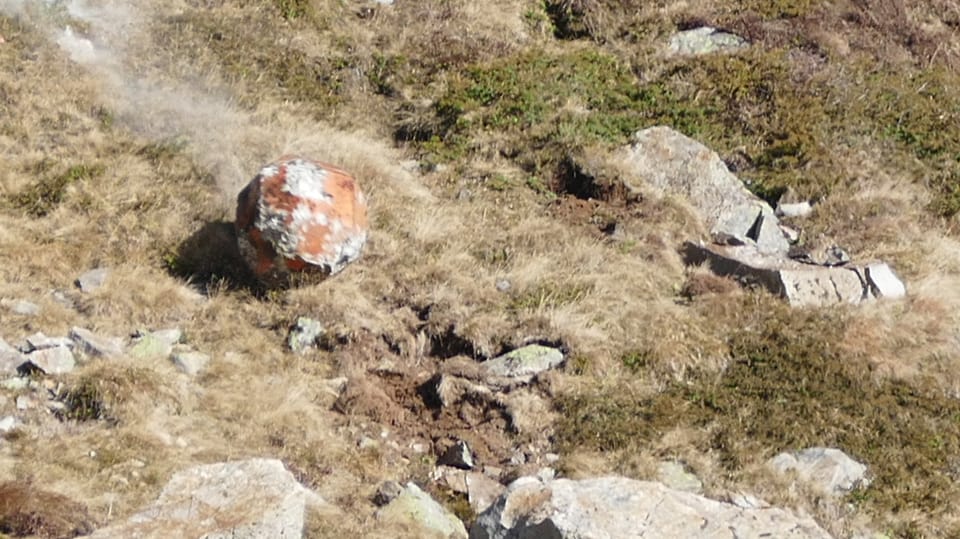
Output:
left=865, top=262, right=907, bottom=299
left=0, top=338, right=22, bottom=375
left=376, top=482, right=467, bottom=539
left=20, top=346, right=76, bottom=375
left=88, top=458, right=324, bottom=538
left=287, top=316, right=325, bottom=354
left=789, top=244, right=851, bottom=267
left=656, top=461, right=703, bottom=494
left=467, top=472, right=505, bottom=515
left=0, top=416, right=17, bottom=432
left=432, top=465, right=469, bottom=493
left=76, top=267, right=110, bottom=293
left=70, top=327, right=124, bottom=359
left=438, top=440, right=475, bottom=470
left=373, top=480, right=404, bottom=506
left=481, top=345, right=564, bottom=382
left=129, top=329, right=182, bottom=360
left=495, top=279, right=511, bottom=292
left=235, top=156, right=369, bottom=287
left=619, top=126, right=789, bottom=255
left=776, top=200, right=814, bottom=218
left=25, top=332, right=73, bottom=351
left=683, top=242, right=869, bottom=306
left=472, top=476, right=831, bottom=539
left=169, top=346, right=209, bottom=376
left=769, top=447, right=870, bottom=496
left=1, top=298, right=39, bottom=316
left=16, top=395, right=33, bottom=410
left=667, top=26, right=748, bottom=56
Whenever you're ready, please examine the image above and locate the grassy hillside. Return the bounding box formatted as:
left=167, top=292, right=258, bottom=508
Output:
left=2, top=0, right=960, bottom=537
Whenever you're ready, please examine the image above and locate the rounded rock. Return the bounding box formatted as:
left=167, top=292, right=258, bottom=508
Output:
left=236, top=156, right=368, bottom=286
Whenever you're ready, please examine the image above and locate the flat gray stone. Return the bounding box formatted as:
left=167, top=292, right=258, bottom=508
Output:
left=76, top=267, right=110, bottom=293
left=481, top=345, right=564, bottom=381
left=88, top=458, right=324, bottom=538
left=667, top=27, right=747, bottom=56
left=169, top=346, right=209, bottom=376
left=472, top=476, right=831, bottom=539
left=769, top=447, right=870, bottom=496
left=25, top=332, right=73, bottom=351
left=129, top=329, right=182, bottom=360
left=1, top=298, right=39, bottom=316
left=21, top=346, right=76, bottom=375
left=656, top=461, right=703, bottom=494
left=376, top=482, right=467, bottom=539
left=70, top=327, right=124, bottom=359
left=467, top=472, right=505, bottom=515
left=865, top=263, right=906, bottom=299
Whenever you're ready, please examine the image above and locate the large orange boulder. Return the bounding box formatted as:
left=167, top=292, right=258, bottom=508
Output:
left=236, top=156, right=368, bottom=286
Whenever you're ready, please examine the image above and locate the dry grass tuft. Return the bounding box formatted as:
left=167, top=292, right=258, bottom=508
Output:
left=0, top=480, right=94, bottom=539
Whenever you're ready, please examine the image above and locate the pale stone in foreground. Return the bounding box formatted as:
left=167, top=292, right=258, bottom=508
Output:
left=769, top=447, right=870, bottom=497
left=376, top=482, right=467, bottom=539
left=864, top=263, right=906, bottom=299
left=667, top=27, right=748, bottom=56
left=481, top=345, right=564, bottom=381
left=70, top=327, right=124, bottom=359
left=471, top=476, right=832, bottom=539
left=86, top=458, right=323, bottom=539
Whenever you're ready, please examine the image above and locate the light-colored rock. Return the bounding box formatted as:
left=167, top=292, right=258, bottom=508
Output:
left=683, top=242, right=868, bottom=306
left=374, top=480, right=405, bottom=506
left=619, top=126, right=789, bottom=254
left=287, top=316, right=324, bottom=354
left=481, top=345, right=564, bottom=381
left=769, top=447, right=870, bottom=496
left=776, top=200, right=814, bottom=218
left=376, top=482, right=467, bottom=539
left=467, top=472, right=505, bottom=515
left=667, top=26, right=747, bottom=56
left=656, top=461, right=703, bottom=494
left=22, top=345, right=76, bottom=375
left=70, top=327, right=124, bottom=359
left=76, top=267, right=110, bottom=293
left=0, top=338, right=22, bottom=374
left=864, top=263, right=906, bottom=299
left=87, top=458, right=324, bottom=539
left=472, top=476, right=832, bottom=539
left=0, top=416, right=17, bottom=432
left=235, top=156, right=368, bottom=287
left=432, top=465, right=469, bottom=494
left=129, top=329, right=182, bottom=360
left=25, top=332, right=73, bottom=351
left=169, top=346, right=209, bottom=376
left=1, top=298, right=39, bottom=316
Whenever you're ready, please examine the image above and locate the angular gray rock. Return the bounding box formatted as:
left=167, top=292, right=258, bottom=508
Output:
left=619, top=126, right=789, bottom=254
left=86, top=458, right=323, bottom=538
left=471, top=476, right=832, bottom=539
left=70, top=327, right=124, bottom=359
left=21, top=345, right=76, bottom=375
left=656, top=460, right=703, bottom=494
left=768, top=447, right=870, bottom=496
left=169, top=346, right=209, bottom=376
left=76, top=267, right=110, bottom=293
left=467, top=473, right=505, bottom=515
left=1, top=298, right=39, bottom=316
left=129, top=329, right=182, bottom=360
left=439, top=440, right=475, bottom=470
left=864, top=263, right=906, bottom=299
left=481, top=345, right=564, bottom=382
left=667, top=27, right=748, bottom=56
left=287, top=316, right=325, bottom=354
left=683, top=242, right=870, bottom=306
left=376, top=482, right=467, bottom=539
left=0, top=337, right=22, bottom=374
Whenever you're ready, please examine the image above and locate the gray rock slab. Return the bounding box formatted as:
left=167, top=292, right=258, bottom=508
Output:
left=471, top=476, right=832, bottom=539
left=76, top=267, right=110, bottom=293
left=619, top=126, right=789, bottom=254
left=683, top=242, right=868, bottom=306
left=25, top=332, right=73, bottom=351
left=864, top=263, right=906, bottom=299
left=130, top=329, right=182, bottom=360
left=667, top=26, right=747, bottom=56
left=70, top=327, right=124, bottom=359
left=376, top=482, right=467, bottom=539
left=170, top=346, right=209, bottom=376
left=439, top=440, right=475, bottom=470
left=0, top=338, right=22, bottom=375
left=769, top=447, right=870, bottom=496
left=1, top=298, right=39, bottom=316
left=86, top=458, right=323, bottom=539
left=481, top=345, right=564, bottom=381
left=21, top=346, right=76, bottom=375
left=467, top=473, right=505, bottom=515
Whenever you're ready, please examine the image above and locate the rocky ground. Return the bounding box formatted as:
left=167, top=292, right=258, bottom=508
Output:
left=2, top=0, right=960, bottom=538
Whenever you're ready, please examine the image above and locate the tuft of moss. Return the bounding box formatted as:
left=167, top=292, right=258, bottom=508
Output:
left=6, top=162, right=105, bottom=217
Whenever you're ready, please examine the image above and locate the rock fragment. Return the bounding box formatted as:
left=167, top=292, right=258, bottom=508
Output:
left=864, top=263, right=907, bottom=299
left=129, top=329, right=182, bottom=360
left=76, top=268, right=110, bottom=293
left=438, top=440, right=475, bottom=470
left=481, top=345, right=564, bottom=382
left=667, top=26, right=747, bottom=56
left=768, top=447, right=870, bottom=496
left=376, top=482, right=467, bottom=539
left=1, top=298, right=39, bottom=316
left=69, top=327, right=124, bottom=359
left=235, top=156, right=369, bottom=287
left=169, top=346, right=209, bottom=376
left=656, top=461, right=703, bottom=494
left=20, top=346, right=76, bottom=375
left=287, top=316, right=325, bottom=354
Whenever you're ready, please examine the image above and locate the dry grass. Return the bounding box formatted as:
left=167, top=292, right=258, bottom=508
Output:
left=0, top=0, right=960, bottom=537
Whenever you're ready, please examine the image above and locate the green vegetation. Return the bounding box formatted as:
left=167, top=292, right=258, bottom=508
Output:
left=6, top=162, right=104, bottom=217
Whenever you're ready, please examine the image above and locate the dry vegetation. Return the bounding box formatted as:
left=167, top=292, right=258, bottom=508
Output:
left=2, top=0, right=960, bottom=537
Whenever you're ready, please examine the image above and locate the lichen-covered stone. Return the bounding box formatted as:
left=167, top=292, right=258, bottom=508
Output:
left=235, top=156, right=368, bottom=287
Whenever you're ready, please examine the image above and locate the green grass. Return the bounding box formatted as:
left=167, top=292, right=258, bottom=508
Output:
left=6, top=162, right=105, bottom=217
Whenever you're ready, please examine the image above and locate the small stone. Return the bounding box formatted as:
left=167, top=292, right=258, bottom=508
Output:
left=433, top=466, right=468, bottom=494
left=438, top=440, right=475, bottom=470
left=76, top=267, right=110, bottom=293
left=1, top=378, right=28, bottom=390
left=25, top=333, right=73, bottom=352
left=656, top=461, right=703, bottom=494
left=376, top=482, right=467, bottom=539
left=544, top=453, right=560, bottom=464
left=21, top=346, right=76, bottom=375
left=287, top=317, right=325, bottom=354
left=322, top=377, right=348, bottom=397
left=374, top=480, right=404, bottom=506
left=466, top=472, right=505, bottom=514
left=69, top=327, right=124, bottom=359
left=776, top=201, right=814, bottom=218
left=130, top=329, right=182, bottom=360
left=865, top=263, right=906, bottom=299
left=170, top=346, right=209, bottom=376
left=0, top=416, right=16, bottom=432
left=1, top=299, right=39, bottom=316
left=667, top=27, right=747, bottom=56
left=495, top=279, right=511, bottom=292
left=481, top=345, right=564, bottom=381
left=16, top=395, right=32, bottom=410
left=768, top=447, right=870, bottom=496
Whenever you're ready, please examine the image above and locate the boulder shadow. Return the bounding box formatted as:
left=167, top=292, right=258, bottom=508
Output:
left=169, top=221, right=264, bottom=295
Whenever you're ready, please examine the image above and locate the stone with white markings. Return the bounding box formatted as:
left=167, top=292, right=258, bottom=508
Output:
left=287, top=317, right=325, bottom=354
left=481, top=345, right=564, bottom=382
left=667, top=27, right=748, bottom=56
left=864, top=263, right=906, bottom=299
left=70, top=327, right=124, bottom=359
